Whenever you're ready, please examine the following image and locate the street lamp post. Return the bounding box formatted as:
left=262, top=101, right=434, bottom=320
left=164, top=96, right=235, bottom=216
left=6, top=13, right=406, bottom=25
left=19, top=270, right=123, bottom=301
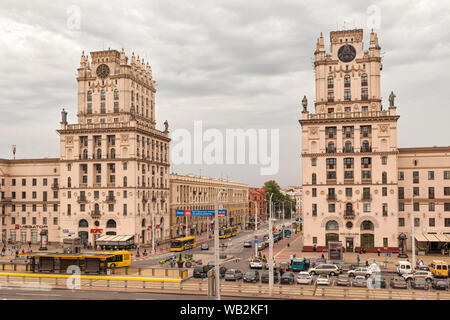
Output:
left=411, top=192, right=415, bottom=271
left=268, top=193, right=274, bottom=297
left=215, top=189, right=225, bottom=300
left=251, top=200, right=258, bottom=258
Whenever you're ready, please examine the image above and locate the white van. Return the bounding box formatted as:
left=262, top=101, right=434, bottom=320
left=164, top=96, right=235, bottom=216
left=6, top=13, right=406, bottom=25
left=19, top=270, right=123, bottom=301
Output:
left=397, top=261, right=412, bottom=275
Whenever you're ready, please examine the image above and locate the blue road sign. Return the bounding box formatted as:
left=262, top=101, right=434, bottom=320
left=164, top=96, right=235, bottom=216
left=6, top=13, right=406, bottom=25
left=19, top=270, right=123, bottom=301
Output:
left=176, top=209, right=227, bottom=217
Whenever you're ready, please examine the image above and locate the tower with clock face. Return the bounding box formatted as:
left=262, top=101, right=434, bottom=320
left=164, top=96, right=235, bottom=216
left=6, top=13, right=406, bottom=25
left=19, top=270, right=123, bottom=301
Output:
left=300, top=29, right=400, bottom=254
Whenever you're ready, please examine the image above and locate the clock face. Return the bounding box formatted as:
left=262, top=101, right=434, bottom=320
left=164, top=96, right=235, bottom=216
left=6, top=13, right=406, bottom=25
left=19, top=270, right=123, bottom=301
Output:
left=96, top=64, right=110, bottom=79
left=338, top=45, right=356, bottom=63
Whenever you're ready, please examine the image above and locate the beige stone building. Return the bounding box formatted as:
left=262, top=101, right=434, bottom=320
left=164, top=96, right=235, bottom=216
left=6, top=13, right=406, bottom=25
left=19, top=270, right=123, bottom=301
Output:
left=169, top=174, right=248, bottom=238
left=300, top=29, right=450, bottom=254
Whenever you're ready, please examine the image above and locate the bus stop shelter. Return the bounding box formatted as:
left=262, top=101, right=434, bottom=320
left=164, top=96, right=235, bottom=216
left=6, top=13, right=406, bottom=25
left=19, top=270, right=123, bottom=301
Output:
left=95, top=235, right=135, bottom=250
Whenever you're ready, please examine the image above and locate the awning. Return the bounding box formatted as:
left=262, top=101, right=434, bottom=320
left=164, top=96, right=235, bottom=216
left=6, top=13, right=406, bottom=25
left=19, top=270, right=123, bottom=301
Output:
left=414, top=233, right=429, bottom=242
left=95, top=235, right=134, bottom=246
left=426, top=233, right=440, bottom=242
left=435, top=234, right=450, bottom=242
left=444, top=233, right=450, bottom=242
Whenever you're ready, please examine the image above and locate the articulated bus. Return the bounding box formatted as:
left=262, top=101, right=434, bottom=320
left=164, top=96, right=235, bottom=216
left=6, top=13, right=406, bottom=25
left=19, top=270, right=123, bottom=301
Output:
left=170, top=236, right=197, bottom=252
left=219, top=227, right=232, bottom=239
left=230, top=226, right=237, bottom=237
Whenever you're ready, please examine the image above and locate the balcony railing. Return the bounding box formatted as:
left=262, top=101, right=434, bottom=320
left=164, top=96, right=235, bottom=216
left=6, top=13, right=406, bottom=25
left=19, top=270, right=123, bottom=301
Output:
left=0, top=197, right=12, bottom=203
left=303, top=110, right=393, bottom=121
left=344, top=211, right=355, bottom=219
left=91, top=210, right=101, bottom=218
left=77, top=196, right=87, bottom=203
left=361, top=146, right=372, bottom=153
left=362, top=194, right=372, bottom=201
left=326, top=148, right=336, bottom=153
left=51, top=183, right=59, bottom=190
left=106, top=196, right=116, bottom=203
left=327, top=194, right=337, bottom=201
left=343, top=147, right=354, bottom=153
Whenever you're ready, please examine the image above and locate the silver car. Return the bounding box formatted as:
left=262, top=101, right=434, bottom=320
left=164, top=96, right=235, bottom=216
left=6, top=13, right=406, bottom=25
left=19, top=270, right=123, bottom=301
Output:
left=297, top=272, right=313, bottom=285
left=224, top=269, right=243, bottom=281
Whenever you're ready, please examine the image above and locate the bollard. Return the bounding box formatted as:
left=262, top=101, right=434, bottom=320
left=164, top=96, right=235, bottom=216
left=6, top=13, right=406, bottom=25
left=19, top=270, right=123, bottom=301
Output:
left=199, top=282, right=202, bottom=292
left=412, top=291, right=415, bottom=300
left=107, top=279, right=110, bottom=288
left=300, top=286, right=303, bottom=296
left=259, top=284, right=262, bottom=294
left=344, top=288, right=347, bottom=298
left=90, top=279, right=93, bottom=287
left=366, top=289, right=369, bottom=299
left=322, top=288, right=325, bottom=297
left=55, top=277, right=58, bottom=286
left=437, top=292, right=440, bottom=300
left=279, top=286, right=282, bottom=295
left=124, top=280, right=127, bottom=288
left=389, top=290, right=392, bottom=299
left=161, top=281, right=164, bottom=290
left=143, top=281, right=145, bottom=289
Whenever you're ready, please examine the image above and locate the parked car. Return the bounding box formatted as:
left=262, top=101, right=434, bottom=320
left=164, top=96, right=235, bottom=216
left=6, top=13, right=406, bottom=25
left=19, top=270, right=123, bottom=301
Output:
left=315, top=258, right=327, bottom=266
left=224, top=269, right=243, bottom=281
left=279, top=261, right=291, bottom=272
left=334, top=264, right=343, bottom=273
left=261, top=270, right=279, bottom=283
left=201, top=243, right=209, bottom=250
left=397, top=261, right=412, bottom=275
left=263, top=234, right=269, bottom=242
left=390, top=277, right=408, bottom=289
left=249, top=259, right=263, bottom=269
left=243, top=270, right=260, bottom=283
left=297, top=272, right=313, bottom=285
left=432, top=279, right=449, bottom=290
left=193, top=265, right=209, bottom=278
left=243, top=240, right=252, bottom=248
left=280, top=272, right=295, bottom=285
left=348, top=267, right=375, bottom=279
left=411, top=278, right=430, bottom=290
left=336, top=275, right=351, bottom=287
left=315, top=274, right=331, bottom=286
left=206, top=262, right=227, bottom=278
left=403, top=271, right=433, bottom=283
left=418, top=265, right=430, bottom=271
left=352, top=276, right=368, bottom=287
left=309, top=264, right=340, bottom=276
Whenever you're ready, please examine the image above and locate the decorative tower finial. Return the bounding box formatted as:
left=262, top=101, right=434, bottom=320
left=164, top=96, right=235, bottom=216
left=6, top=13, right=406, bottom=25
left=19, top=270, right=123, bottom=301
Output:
left=301, top=95, right=308, bottom=112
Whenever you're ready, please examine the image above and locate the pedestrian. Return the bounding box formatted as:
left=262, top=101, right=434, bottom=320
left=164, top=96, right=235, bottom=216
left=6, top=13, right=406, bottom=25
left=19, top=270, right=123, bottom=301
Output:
left=365, top=260, right=369, bottom=267
left=321, top=253, right=325, bottom=259
left=357, top=254, right=360, bottom=265
left=377, top=248, right=380, bottom=257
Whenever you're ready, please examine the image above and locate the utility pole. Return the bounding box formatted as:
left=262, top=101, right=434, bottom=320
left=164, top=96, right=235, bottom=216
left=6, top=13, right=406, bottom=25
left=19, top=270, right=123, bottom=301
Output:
left=152, top=211, right=155, bottom=255
left=251, top=200, right=258, bottom=258
left=268, top=193, right=274, bottom=297
left=215, top=189, right=225, bottom=300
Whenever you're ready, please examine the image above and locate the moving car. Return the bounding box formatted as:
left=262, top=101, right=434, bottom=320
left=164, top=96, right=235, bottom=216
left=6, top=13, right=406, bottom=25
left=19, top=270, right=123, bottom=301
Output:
left=309, top=264, right=340, bottom=276
left=315, top=274, right=331, bottom=286
left=348, top=267, right=375, bottom=279
left=403, top=271, right=433, bottom=283
left=249, top=259, right=263, bottom=269
left=397, top=261, right=412, bottom=275
left=297, top=272, right=313, bottom=285
left=201, top=243, right=209, bottom=250
left=261, top=270, right=279, bottom=283
left=243, top=240, right=252, bottom=248
left=224, top=269, right=243, bottom=281
left=411, top=278, right=430, bottom=290
left=352, top=276, right=368, bottom=287
left=243, top=270, right=260, bottom=283
left=432, top=279, right=448, bottom=290
left=280, top=272, right=295, bottom=284
left=430, top=260, right=449, bottom=278
left=336, top=275, right=351, bottom=287
left=193, top=265, right=209, bottom=278
left=390, top=277, right=408, bottom=289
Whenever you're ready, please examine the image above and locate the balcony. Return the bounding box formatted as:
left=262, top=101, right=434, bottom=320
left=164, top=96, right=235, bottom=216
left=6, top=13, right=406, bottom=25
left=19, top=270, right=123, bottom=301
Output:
left=107, top=183, right=115, bottom=187
left=51, top=183, right=59, bottom=190
left=344, top=211, right=355, bottom=219
left=343, top=147, right=354, bottom=153
left=91, top=210, right=101, bottom=219
left=361, top=95, right=369, bottom=101
left=361, top=178, right=372, bottom=184
left=361, top=81, right=368, bottom=87
left=77, top=196, right=88, bottom=203
left=344, top=82, right=351, bottom=88
left=0, top=197, right=12, bottom=203
left=362, top=194, right=372, bottom=201
left=79, top=183, right=87, bottom=188
left=106, top=196, right=116, bottom=203
left=360, top=146, right=372, bottom=153
left=327, top=194, right=337, bottom=201
left=326, top=148, right=336, bottom=153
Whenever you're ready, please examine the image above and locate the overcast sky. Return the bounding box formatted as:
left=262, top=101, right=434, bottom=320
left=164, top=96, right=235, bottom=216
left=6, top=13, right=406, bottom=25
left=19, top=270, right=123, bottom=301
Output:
left=0, top=0, right=449, bottom=188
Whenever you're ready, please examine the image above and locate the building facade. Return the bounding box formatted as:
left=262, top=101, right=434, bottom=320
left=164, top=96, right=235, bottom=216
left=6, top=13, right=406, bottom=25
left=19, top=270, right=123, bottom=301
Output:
left=300, top=29, right=450, bottom=253
left=248, top=188, right=266, bottom=226
left=169, top=174, right=248, bottom=238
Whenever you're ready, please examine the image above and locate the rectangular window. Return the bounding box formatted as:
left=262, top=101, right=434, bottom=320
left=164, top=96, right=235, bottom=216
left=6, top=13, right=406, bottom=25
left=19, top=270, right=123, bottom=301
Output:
left=382, top=203, right=388, bottom=216
left=382, top=187, right=387, bottom=196
left=414, top=218, right=420, bottom=227
left=311, top=158, right=317, bottom=166
left=399, top=202, right=405, bottom=211
left=22, top=179, right=26, bottom=186
left=32, top=217, right=36, bottom=225
left=12, top=179, right=16, bottom=186
left=109, top=204, right=114, bottom=212
left=22, top=217, right=26, bottom=225
left=32, top=192, right=37, bottom=199
left=444, top=203, right=450, bottom=211
left=344, top=89, right=351, bottom=101
left=413, top=171, right=419, bottom=183
left=313, top=237, right=317, bottom=244
left=123, top=190, right=127, bottom=199
left=429, top=203, right=435, bottom=211
left=32, top=204, right=36, bottom=212
left=445, top=218, right=450, bottom=227
left=362, top=171, right=371, bottom=179
left=53, top=217, right=58, bottom=225
left=398, top=187, right=404, bottom=199
left=328, top=204, right=335, bottom=213
left=444, top=187, right=450, bottom=196
left=429, top=187, right=435, bottom=199
left=345, top=188, right=352, bottom=197
left=327, top=171, right=336, bottom=180
left=363, top=203, right=371, bottom=212
left=54, top=191, right=58, bottom=199
left=398, top=172, right=404, bottom=181
left=398, top=218, right=405, bottom=227
left=444, top=171, right=450, bottom=179
left=43, top=178, right=47, bottom=186
left=32, top=178, right=37, bottom=186
left=383, top=238, right=388, bottom=249
left=53, top=204, right=58, bottom=212
left=43, top=217, right=47, bottom=225
left=413, top=187, right=419, bottom=196
left=312, top=188, right=317, bottom=197
left=429, top=218, right=435, bottom=227
left=414, top=203, right=420, bottom=211
left=344, top=171, right=354, bottom=179
left=428, top=171, right=434, bottom=180
left=381, top=157, right=387, bottom=165
left=312, top=204, right=317, bottom=216
left=80, top=204, right=85, bottom=212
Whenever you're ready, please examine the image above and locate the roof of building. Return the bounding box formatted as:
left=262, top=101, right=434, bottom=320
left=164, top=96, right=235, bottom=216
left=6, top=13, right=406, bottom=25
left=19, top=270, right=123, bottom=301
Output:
left=398, top=146, right=450, bottom=154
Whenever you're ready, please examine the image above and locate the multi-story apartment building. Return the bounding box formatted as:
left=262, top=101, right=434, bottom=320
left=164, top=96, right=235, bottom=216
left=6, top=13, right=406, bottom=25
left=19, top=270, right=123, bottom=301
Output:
left=281, top=186, right=302, bottom=217
left=57, top=49, right=171, bottom=247
left=300, top=29, right=450, bottom=254
left=169, top=174, right=248, bottom=238
left=248, top=188, right=266, bottom=226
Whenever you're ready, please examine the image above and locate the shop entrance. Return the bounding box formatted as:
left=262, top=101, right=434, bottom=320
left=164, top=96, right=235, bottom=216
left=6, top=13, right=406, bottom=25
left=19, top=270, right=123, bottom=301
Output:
left=360, top=234, right=374, bottom=250
left=345, top=237, right=354, bottom=252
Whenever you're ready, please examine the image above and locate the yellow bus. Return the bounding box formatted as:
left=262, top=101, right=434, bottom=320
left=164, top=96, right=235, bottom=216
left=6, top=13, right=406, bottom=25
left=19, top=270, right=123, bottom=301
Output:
left=230, top=226, right=237, bottom=237
left=219, top=227, right=232, bottom=239
left=170, top=236, right=197, bottom=252
left=430, top=260, right=449, bottom=278
left=103, top=251, right=131, bottom=268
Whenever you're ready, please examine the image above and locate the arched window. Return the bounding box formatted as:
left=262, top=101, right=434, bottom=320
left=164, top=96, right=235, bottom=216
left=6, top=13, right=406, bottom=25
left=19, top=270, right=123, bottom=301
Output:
left=87, top=90, right=92, bottom=101
left=327, top=76, right=334, bottom=88
left=83, top=149, right=88, bottom=160
left=97, top=148, right=102, bottom=159
left=361, top=73, right=368, bottom=86
left=382, top=172, right=387, bottom=184
left=106, top=219, right=116, bottom=228
left=326, top=220, right=339, bottom=231
left=327, top=141, right=335, bottom=153
left=110, top=148, right=116, bottom=159
left=101, top=89, right=105, bottom=100
left=79, top=219, right=88, bottom=228
left=141, top=219, right=146, bottom=227
left=67, top=177, right=71, bottom=188
left=345, top=141, right=353, bottom=152
left=114, top=89, right=119, bottom=100
left=361, top=220, right=374, bottom=231
left=344, top=75, right=351, bottom=87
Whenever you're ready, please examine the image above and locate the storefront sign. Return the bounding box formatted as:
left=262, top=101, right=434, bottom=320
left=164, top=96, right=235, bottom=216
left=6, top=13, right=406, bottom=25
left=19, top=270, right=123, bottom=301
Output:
left=20, top=225, right=48, bottom=229
left=339, top=232, right=359, bottom=236
left=176, top=209, right=227, bottom=217
left=90, top=229, right=103, bottom=234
